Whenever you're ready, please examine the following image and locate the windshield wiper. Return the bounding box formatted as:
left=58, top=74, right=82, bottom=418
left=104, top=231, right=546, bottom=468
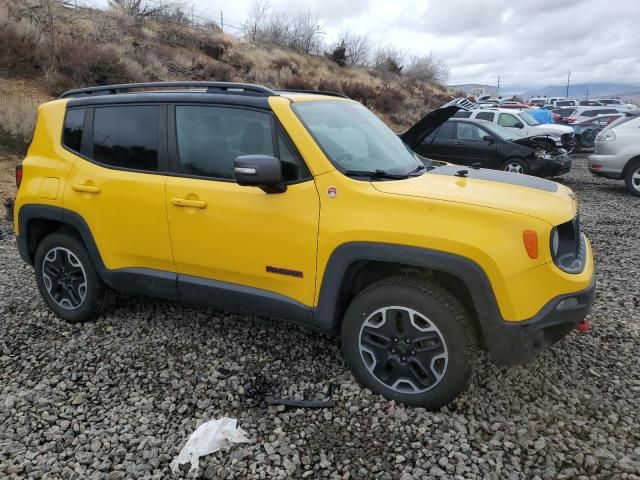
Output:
left=343, top=169, right=410, bottom=180
left=408, top=164, right=428, bottom=175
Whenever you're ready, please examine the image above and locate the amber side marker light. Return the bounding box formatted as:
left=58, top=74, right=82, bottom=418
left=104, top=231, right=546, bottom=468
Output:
left=523, top=230, right=538, bottom=259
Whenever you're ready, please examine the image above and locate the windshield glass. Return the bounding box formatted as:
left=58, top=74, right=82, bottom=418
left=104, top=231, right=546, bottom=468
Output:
left=294, top=101, right=421, bottom=175
left=519, top=111, right=540, bottom=126
left=482, top=122, right=522, bottom=141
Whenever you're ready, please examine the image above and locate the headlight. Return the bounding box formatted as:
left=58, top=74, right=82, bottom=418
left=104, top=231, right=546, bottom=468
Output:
left=597, top=130, right=616, bottom=141
left=550, top=217, right=586, bottom=274
left=535, top=150, right=553, bottom=160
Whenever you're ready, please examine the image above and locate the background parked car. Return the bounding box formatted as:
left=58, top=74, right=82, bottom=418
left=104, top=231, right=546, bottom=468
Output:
left=595, top=98, right=637, bottom=109
left=553, top=107, right=577, bottom=124
left=579, top=100, right=605, bottom=106
left=401, top=110, right=571, bottom=176
left=589, top=110, right=640, bottom=196
left=453, top=108, right=575, bottom=151
left=563, top=106, right=625, bottom=124
left=571, top=114, right=623, bottom=151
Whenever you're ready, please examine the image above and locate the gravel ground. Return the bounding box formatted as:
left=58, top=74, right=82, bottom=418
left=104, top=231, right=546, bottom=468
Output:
left=1, top=155, right=639, bottom=480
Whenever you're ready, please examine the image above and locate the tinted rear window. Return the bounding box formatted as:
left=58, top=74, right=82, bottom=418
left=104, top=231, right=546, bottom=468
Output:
left=453, top=111, right=472, bottom=118
left=63, top=108, right=85, bottom=153
left=92, top=106, right=159, bottom=171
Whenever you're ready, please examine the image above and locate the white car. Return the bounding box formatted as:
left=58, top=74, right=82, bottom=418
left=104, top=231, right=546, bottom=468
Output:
left=454, top=108, right=576, bottom=151
left=595, top=98, right=637, bottom=109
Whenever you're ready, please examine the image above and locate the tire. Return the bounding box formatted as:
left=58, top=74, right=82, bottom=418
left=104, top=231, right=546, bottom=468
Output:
left=341, top=276, right=478, bottom=409
left=34, top=232, right=111, bottom=323
left=501, top=158, right=530, bottom=175
left=624, top=159, right=640, bottom=197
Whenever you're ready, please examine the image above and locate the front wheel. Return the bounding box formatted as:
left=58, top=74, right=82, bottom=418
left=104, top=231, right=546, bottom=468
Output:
left=501, top=158, right=530, bottom=174
left=34, top=232, right=111, bottom=323
left=341, top=277, right=478, bottom=409
left=624, top=159, right=640, bottom=197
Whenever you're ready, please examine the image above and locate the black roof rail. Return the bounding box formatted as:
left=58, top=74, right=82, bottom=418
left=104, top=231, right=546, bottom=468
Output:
left=275, top=89, right=349, bottom=99
left=60, top=81, right=277, bottom=99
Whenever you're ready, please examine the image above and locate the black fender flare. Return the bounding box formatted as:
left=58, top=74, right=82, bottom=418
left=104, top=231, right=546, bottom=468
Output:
left=313, top=242, right=503, bottom=332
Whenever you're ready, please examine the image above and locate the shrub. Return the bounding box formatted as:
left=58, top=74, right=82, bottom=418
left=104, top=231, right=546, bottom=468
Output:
left=199, top=60, right=236, bottom=82
left=46, top=39, right=141, bottom=95
left=373, top=88, right=406, bottom=114
left=280, top=74, right=314, bottom=90
left=0, top=91, right=48, bottom=152
left=317, top=78, right=343, bottom=94
left=340, top=81, right=376, bottom=106
left=325, top=41, right=347, bottom=67
left=0, top=11, right=46, bottom=76
left=199, top=33, right=233, bottom=60
left=270, top=56, right=300, bottom=75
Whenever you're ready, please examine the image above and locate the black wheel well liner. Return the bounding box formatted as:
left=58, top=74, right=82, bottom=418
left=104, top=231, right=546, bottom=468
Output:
left=314, top=243, right=502, bottom=343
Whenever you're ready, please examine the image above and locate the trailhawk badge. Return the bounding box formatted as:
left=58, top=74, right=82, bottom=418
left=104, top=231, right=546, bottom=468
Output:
left=327, top=186, right=337, bottom=198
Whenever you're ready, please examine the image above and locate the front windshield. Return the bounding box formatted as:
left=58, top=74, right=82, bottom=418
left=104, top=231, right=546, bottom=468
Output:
left=294, top=101, right=421, bottom=175
left=519, top=111, right=540, bottom=126
left=482, top=122, right=523, bottom=141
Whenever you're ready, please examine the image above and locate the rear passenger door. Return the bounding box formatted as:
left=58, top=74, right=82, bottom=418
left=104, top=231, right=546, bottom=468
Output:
left=454, top=122, right=497, bottom=167
left=63, top=104, right=175, bottom=274
left=420, top=122, right=460, bottom=162
left=164, top=104, right=320, bottom=309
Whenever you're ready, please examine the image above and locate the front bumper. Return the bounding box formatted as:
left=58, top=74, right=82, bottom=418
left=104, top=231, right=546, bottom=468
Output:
left=531, top=155, right=572, bottom=177
left=482, top=278, right=596, bottom=366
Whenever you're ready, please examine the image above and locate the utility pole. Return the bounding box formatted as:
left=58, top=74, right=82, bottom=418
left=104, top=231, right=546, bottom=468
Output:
left=46, top=0, right=56, bottom=71
left=497, top=75, right=501, bottom=95
left=566, top=70, right=571, bottom=98
left=220, top=11, right=224, bottom=32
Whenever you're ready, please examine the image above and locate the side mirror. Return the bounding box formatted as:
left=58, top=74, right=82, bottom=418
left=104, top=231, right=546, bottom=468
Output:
left=234, top=155, right=286, bottom=194
left=483, top=135, right=495, bottom=143
left=515, top=122, right=524, bottom=129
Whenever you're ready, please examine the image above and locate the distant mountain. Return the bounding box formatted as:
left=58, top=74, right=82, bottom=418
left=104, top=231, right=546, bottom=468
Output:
left=519, top=83, right=640, bottom=100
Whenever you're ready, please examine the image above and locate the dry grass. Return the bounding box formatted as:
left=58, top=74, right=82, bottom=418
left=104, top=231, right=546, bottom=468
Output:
left=0, top=89, right=50, bottom=152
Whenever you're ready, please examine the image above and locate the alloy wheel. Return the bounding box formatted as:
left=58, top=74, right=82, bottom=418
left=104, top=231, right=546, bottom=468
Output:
left=358, top=306, right=448, bottom=394
left=41, top=247, right=87, bottom=310
left=504, top=162, right=524, bottom=174
left=632, top=167, right=640, bottom=193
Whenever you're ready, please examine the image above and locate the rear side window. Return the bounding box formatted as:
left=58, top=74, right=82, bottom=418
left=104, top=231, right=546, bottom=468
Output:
left=453, top=111, right=472, bottom=118
left=63, top=108, right=85, bottom=153
left=436, top=122, right=455, bottom=140
left=475, top=112, right=495, bottom=121
left=92, top=106, right=159, bottom=171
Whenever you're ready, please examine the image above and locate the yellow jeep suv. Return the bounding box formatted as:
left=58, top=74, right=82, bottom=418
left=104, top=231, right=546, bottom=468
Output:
left=13, top=82, right=594, bottom=409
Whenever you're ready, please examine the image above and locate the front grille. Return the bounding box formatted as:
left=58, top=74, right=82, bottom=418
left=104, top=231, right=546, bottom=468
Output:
left=561, top=133, right=575, bottom=150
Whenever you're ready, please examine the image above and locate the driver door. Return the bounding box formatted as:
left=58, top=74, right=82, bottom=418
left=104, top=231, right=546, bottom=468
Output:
left=164, top=104, right=320, bottom=308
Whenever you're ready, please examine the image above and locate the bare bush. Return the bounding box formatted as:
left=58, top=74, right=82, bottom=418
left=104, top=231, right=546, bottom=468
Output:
left=0, top=6, right=47, bottom=76
left=404, top=53, right=449, bottom=84
left=108, top=0, right=171, bottom=19
left=334, top=30, right=369, bottom=66
left=243, top=1, right=324, bottom=55
left=373, top=46, right=406, bottom=75
left=0, top=91, right=49, bottom=151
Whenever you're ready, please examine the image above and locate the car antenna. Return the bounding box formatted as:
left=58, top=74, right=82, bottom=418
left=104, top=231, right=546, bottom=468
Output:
left=455, top=169, right=469, bottom=177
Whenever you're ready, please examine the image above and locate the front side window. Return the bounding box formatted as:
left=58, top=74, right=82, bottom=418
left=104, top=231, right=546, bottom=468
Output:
left=63, top=108, right=85, bottom=153
left=175, top=106, right=308, bottom=181
left=294, top=101, right=422, bottom=175
left=92, top=106, right=159, bottom=171
left=519, top=111, right=540, bottom=126
left=498, top=113, right=521, bottom=128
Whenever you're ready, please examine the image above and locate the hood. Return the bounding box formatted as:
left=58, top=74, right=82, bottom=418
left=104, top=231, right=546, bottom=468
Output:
left=531, top=123, right=574, bottom=135
left=400, top=98, right=474, bottom=147
left=371, top=165, right=576, bottom=225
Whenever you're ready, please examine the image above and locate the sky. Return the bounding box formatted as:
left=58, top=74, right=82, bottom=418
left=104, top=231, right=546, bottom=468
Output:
left=89, top=0, right=640, bottom=90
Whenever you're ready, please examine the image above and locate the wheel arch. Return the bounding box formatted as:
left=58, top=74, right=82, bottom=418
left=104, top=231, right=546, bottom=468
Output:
left=622, top=154, right=640, bottom=177
left=314, top=243, right=501, bottom=344
left=17, top=205, right=107, bottom=277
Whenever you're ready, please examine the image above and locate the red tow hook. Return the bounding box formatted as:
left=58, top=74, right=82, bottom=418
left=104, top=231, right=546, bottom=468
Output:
left=576, top=320, right=590, bottom=333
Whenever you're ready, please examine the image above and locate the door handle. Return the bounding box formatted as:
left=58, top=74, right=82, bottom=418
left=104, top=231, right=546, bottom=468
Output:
left=454, top=141, right=464, bottom=145
left=72, top=183, right=101, bottom=194
left=171, top=197, right=208, bottom=209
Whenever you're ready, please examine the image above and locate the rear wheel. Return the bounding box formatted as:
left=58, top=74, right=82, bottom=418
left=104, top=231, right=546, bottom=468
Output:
left=341, top=277, right=478, bottom=409
left=501, top=158, right=529, bottom=174
left=624, top=159, right=640, bottom=197
left=34, top=232, right=111, bottom=323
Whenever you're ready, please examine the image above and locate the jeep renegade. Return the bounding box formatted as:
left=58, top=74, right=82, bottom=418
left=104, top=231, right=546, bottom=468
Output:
left=13, top=82, right=595, bottom=408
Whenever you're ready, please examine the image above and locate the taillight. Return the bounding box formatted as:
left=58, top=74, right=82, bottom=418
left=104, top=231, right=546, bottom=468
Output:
left=15, top=164, right=23, bottom=188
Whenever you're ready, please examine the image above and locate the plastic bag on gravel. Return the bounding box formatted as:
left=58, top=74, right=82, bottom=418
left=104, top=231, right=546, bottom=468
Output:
left=170, top=417, right=250, bottom=476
